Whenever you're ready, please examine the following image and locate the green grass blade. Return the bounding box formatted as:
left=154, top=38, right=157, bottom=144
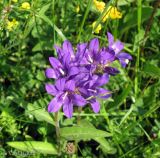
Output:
left=77, top=0, right=92, bottom=42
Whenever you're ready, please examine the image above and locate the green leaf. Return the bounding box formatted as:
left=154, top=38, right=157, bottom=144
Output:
left=94, top=137, right=117, bottom=154
left=38, top=3, right=51, bottom=16
left=27, top=103, right=54, bottom=125
left=79, top=120, right=116, bottom=154
left=23, top=17, right=35, bottom=38
left=60, top=126, right=112, bottom=140
left=143, top=63, right=160, bottom=78
left=7, top=141, right=57, bottom=155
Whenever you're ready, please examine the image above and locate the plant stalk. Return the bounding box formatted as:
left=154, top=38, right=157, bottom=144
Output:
left=135, top=0, right=142, bottom=97
left=55, top=112, right=61, bottom=155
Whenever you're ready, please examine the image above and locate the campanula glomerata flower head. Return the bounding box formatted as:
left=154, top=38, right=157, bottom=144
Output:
left=45, top=33, right=132, bottom=118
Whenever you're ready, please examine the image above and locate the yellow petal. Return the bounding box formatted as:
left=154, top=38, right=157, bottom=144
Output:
left=102, top=6, right=122, bottom=22
left=21, top=2, right=31, bottom=10
left=94, top=0, right=105, bottom=12
left=6, top=19, right=19, bottom=31
left=92, top=21, right=102, bottom=34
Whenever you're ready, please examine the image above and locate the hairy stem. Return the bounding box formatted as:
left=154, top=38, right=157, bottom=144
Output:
left=135, top=0, right=142, bottom=97
left=75, top=107, right=82, bottom=157
left=55, top=112, right=61, bottom=155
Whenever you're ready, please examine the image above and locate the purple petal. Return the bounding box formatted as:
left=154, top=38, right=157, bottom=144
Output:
left=107, top=32, right=114, bottom=46
left=85, top=49, right=94, bottom=63
left=90, top=100, right=100, bottom=113
left=119, top=59, right=128, bottom=68
left=48, top=97, right=63, bottom=113
left=72, top=94, right=86, bottom=106
left=63, top=40, right=75, bottom=59
left=117, top=52, right=132, bottom=60
left=104, top=67, right=119, bottom=76
left=45, top=68, right=58, bottom=79
left=111, top=41, right=124, bottom=54
left=100, top=48, right=115, bottom=63
left=88, top=75, right=98, bottom=87
left=48, top=58, right=65, bottom=77
left=89, top=38, right=99, bottom=53
left=63, top=97, right=73, bottom=118
left=49, top=57, right=62, bottom=69
left=97, top=88, right=111, bottom=99
left=78, top=87, right=88, bottom=96
left=45, top=84, right=58, bottom=96
left=62, top=53, right=71, bottom=67
left=54, top=45, right=63, bottom=60
left=68, top=66, right=79, bottom=76
left=55, top=78, right=66, bottom=91
left=76, top=43, right=88, bottom=60
left=116, top=52, right=132, bottom=68
left=65, top=80, right=75, bottom=91
left=94, top=74, right=109, bottom=86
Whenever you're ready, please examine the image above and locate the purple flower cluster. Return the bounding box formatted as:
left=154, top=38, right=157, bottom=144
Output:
left=45, top=32, right=132, bottom=118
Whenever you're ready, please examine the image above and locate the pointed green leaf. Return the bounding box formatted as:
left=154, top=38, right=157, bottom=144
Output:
left=60, top=126, right=111, bottom=140
left=7, top=141, right=57, bottom=155
left=38, top=3, right=51, bottom=16
left=78, top=120, right=116, bottom=154
left=94, top=137, right=117, bottom=154
left=23, top=17, right=35, bottom=38
left=27, top=103, right=54, bottom=125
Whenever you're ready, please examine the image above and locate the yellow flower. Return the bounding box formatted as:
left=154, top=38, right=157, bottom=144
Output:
left=102, top=6, right=122, bottom=22
left=21, top=2, right=31, bottom=10
left=12, top=0, right=18, bottom=2
left=6, top=19, right=19, bottom=31
left=94, top=0, right=105, bottom=12
left=92, top=21, right=102, bottom=34
left=76, top=5, right=80, bottom=13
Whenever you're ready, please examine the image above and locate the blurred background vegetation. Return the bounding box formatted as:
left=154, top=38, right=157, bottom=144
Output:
left=0, top=0, right=160, bottom=157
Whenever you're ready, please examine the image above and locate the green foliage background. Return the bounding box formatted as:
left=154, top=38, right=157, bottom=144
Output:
left=0, top=0, right=160, bottom=157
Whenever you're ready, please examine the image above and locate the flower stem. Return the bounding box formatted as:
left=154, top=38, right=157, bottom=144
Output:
left=55, top=112, right=61, bottom=155
left=75, top=107, right=82, bottom=157
left=135, top=0, right=142, bottom=97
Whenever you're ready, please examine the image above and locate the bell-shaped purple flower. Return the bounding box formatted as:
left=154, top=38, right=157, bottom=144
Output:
left=107, top=32, right=132, bottom=67
left=45, top=78, right=86, bottom=118
left=83, top=38, right=119, bottom=79
left=45, top=57, right=79, bottom=79
left=79, top=75, right=111, bottom=113
left=45, top=40, right=86, bottom=80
